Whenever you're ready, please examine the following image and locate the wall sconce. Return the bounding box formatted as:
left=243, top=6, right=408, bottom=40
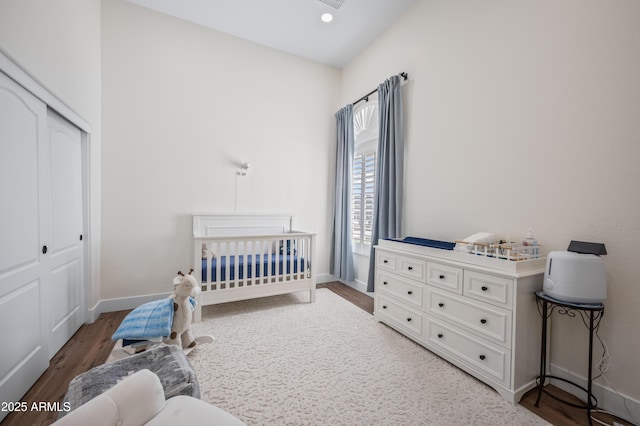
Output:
left=237, top=162, right=251, bottom=176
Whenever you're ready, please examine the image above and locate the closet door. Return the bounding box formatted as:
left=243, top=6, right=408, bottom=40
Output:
left=47, top=110, right=85, bottom=358
left=0, top=71, right=51, bottom=416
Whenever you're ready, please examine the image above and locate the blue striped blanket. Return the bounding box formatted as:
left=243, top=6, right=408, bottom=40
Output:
left=112, top=297, right=196, bottom=342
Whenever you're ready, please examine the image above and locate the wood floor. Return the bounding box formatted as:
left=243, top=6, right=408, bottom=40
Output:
left=1, top=309, right=130, bottom=426
left=1, top=282, right=633, bottom=426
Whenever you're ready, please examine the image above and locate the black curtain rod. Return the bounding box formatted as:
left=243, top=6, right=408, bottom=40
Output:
left=352, top=72, right=408, bottom=106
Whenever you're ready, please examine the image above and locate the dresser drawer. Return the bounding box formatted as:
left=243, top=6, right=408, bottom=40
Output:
left=398, top=255, right=427, bottom=282
left=376, top=251, right=397, bottom=272
left=375, top=294, right=423, bottom=337
left=426, top=288, right=512, bottom=348
left=425, top=317, right=511, bottom=386
left=377, top=272, right=424, bottom=309
left=464, top=271, right=514, bottom=309
left=426, top=262, right=463, bottom=294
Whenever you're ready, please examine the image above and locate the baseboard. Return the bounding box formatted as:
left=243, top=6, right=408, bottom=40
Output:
left=344, top=279, right=369, bottom=294
left=316, top=273, right=335, bottom=284
left=87, top=291, right=172, bottom=323
left=549, top=363, right=640, bottom=424
left=87, top=274, right=336, bottom=323
left=333, top=278, right=375, bottom=297
left=86, top=272, right=358, bottom=323
left=315, top=274, right=371, bottom=295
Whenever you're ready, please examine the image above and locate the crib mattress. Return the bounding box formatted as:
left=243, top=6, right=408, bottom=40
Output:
left=201, top=254, right=304, bottom=282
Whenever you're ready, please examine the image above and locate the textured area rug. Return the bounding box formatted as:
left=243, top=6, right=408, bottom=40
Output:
left=189, top=289, right=549, bottom=426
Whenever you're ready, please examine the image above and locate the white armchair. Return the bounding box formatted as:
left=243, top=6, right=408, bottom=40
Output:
left=53, top=369, right=245, bottom=426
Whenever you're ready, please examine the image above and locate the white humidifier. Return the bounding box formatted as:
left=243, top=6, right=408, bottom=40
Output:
left=543, top=251, right=607, bottom=304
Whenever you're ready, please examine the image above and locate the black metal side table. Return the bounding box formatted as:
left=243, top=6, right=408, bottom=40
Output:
left=534, top=291, right=605, bottom=426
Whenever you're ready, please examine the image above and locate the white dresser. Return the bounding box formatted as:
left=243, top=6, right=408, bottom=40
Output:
left=374, top=239, right=546, bottom=404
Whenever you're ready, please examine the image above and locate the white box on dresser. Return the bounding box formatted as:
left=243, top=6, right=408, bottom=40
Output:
left=374, top=239, right=546, bottom=404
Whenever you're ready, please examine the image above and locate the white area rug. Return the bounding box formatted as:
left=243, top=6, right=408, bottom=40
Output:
left=189, top=289, right=549, bottom=426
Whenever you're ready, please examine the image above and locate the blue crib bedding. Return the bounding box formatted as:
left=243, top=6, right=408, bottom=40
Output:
left=201, top=254, right=305, bottom=282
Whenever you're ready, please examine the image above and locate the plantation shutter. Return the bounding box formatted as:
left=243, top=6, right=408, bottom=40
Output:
left=352, top=149, right=376, bottom=245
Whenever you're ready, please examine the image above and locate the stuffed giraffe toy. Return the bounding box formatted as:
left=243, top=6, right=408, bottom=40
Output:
left=166, top=269, right=200, bottom=349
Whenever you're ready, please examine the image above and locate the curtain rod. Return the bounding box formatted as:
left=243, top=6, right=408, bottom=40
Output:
left=352, top=72, right=408, bottom=106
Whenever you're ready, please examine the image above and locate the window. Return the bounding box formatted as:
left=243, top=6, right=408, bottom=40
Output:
left=352, top=147, right=375, bottom=248
left=352, top=102, right=378, bottom=254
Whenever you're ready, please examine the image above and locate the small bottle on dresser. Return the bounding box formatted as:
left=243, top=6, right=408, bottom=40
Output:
left=523, top=228, right=539, bottom=259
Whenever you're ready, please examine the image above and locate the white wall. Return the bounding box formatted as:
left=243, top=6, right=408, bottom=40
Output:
left=341, top=0, right=640, bottom=418
left=100, top=0, right=340, bottom=300
left=0, top=0, right=102, bottom=307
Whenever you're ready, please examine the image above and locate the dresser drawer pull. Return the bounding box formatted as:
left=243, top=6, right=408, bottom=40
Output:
left=407, top=318, right=412, bottom=322
left=408, top=266, right=413, bottom=271
left=437, top=333, right=443, bottom=339
left=383, top=260, right=388, bottom=264
left=438, top=302, right=445, bottom=308
left=383, top=281, right=388, bottom=285
left=481, top=286, right=488, bottom=291
left=382, top=305, right=387, bottom=309
left=439, top=274, right=445, bottom=279
left=407, top=290, right=413, bottom=295
left=479, top=355, right=486, bottom=361
left=480, top=319, right=487, bottom=324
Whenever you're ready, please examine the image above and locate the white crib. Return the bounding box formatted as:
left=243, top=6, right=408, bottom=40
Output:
left=192, top=214, right=317, bottom=322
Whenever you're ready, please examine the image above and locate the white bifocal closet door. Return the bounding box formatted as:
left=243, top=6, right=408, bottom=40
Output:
left=0, top=71, right=50, bottom=414
left=47, top=110, right=84, bottom=358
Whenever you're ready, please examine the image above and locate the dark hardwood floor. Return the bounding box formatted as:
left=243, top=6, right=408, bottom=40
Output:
left=2, top=282, right=633, bottom=426
left=1, top=309, right=130, bottom=426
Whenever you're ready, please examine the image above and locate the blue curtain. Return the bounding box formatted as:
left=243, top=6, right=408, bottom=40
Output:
left=330, top=104, right=355, bottom=282
left=367, top=75, right=404, bottom=292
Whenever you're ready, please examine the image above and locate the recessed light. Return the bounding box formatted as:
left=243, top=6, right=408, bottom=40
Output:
left=321, top=12, right=333, bottom=23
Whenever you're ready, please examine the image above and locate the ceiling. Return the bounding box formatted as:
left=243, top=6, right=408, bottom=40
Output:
left=127, top=0, right=416, bottom=68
